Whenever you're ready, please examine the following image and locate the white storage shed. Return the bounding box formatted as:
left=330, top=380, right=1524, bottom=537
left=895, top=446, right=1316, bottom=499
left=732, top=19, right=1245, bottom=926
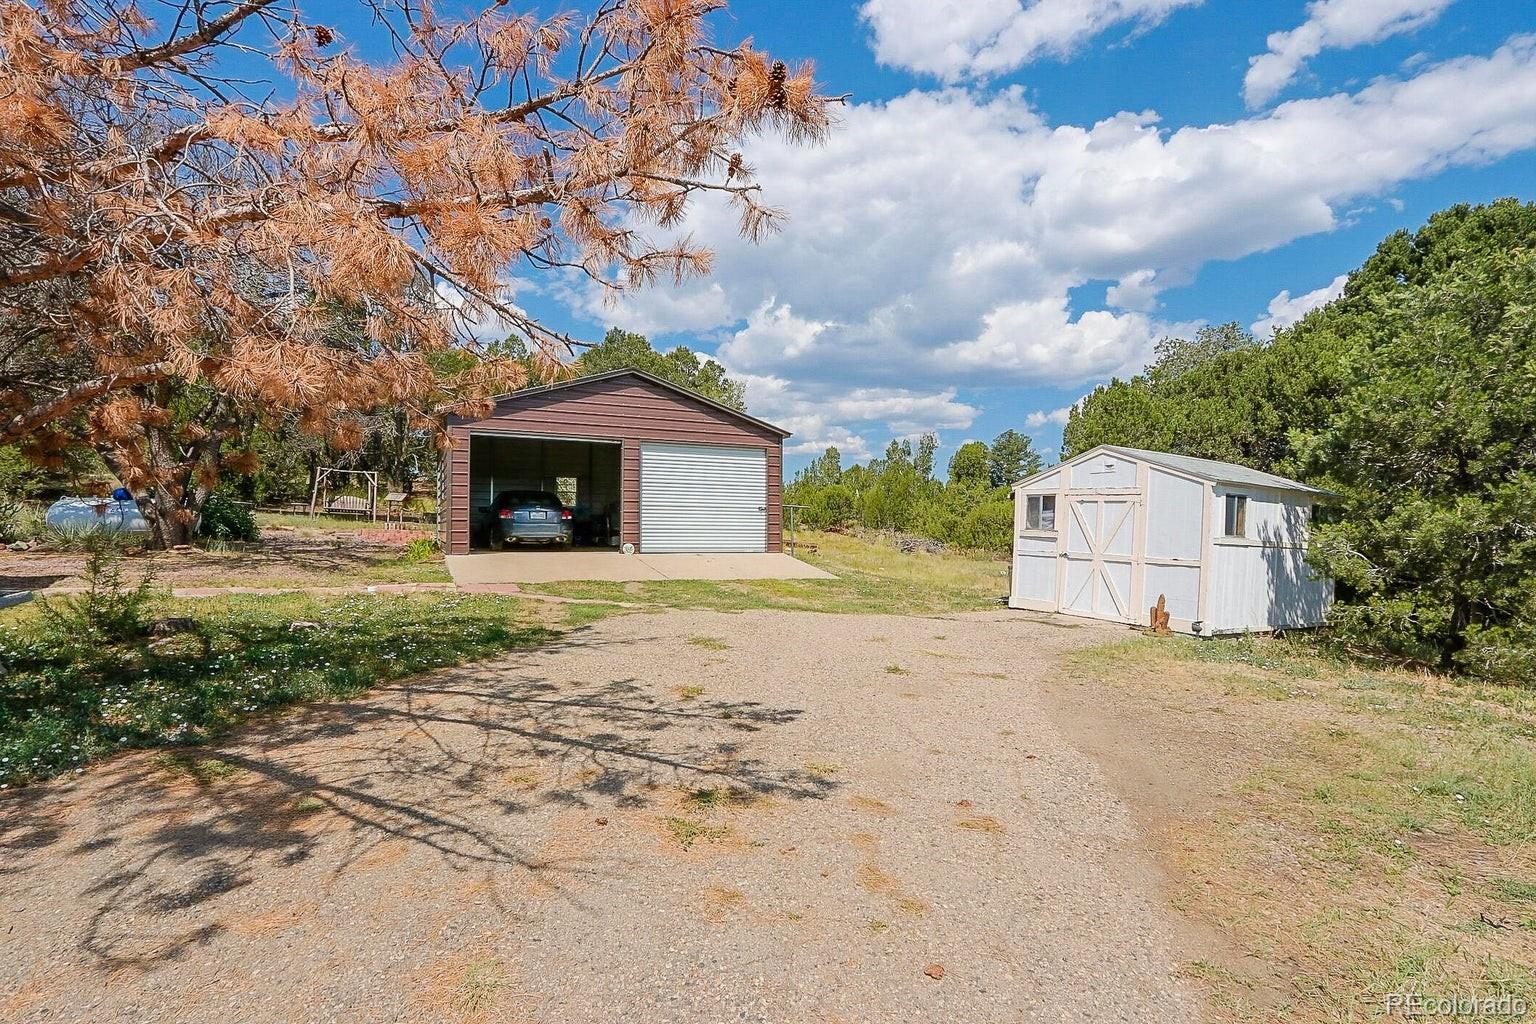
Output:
left=1010, top=445, right=1333, bottom=635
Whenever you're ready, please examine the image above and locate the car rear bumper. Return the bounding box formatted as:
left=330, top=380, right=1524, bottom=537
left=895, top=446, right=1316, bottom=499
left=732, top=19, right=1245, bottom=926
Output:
left=501, top=524, right=571, bottom=542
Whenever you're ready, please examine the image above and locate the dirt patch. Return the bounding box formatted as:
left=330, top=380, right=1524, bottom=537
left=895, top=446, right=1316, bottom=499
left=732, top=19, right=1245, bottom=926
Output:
left=0, top=608, right=1203, bottom=1023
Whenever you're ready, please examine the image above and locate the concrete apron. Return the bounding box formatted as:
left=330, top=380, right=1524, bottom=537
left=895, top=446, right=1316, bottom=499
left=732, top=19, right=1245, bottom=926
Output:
left=445, top=550, right=835, bottom=585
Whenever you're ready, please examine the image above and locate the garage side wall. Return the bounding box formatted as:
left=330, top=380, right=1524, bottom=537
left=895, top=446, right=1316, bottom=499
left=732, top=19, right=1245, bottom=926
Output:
left=445, top=376, right=783, bottom=555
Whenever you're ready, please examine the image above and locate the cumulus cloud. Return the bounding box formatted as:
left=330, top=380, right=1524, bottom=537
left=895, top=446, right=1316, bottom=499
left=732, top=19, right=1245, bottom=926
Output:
left=578, top=36, right=1536, bottom=445
left=1251, top=273, right=1350, bottom=336
left=859, top=0, right=1202, bottom=79
left=735, top=372, right=978, bottom=460
left=1104, top=269, right=1162, bottom=311
left=1245, top=0, right=1455, bottom=108
left=1025, top=406, right=1074, bottom=428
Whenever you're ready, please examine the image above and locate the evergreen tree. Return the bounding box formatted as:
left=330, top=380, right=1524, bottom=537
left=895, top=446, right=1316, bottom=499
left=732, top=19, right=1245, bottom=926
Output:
left=988, top=429, right=1041, bottom=486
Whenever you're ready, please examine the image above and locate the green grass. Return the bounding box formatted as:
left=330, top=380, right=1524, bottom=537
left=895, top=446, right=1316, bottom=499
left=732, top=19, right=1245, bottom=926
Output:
left=662, top=815, right=730, bottom=849
left=0, top=592, right=552, bottom=788
left=521, top=530, right=1008, bottom=616
left=253, top=511, right=432, bottom=532
left=1072, top=632, right=1536, bottom=1021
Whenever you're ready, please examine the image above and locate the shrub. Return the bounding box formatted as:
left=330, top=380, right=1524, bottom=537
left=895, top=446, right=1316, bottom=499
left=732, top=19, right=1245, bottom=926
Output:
left=197, top=491, right=258, bottom=543
left=952, top=499, right=1015, bottom=553
left=38, top=521, right=140, bottom=552
left=404, top=536, right=439, bottom=562
left=38, top=544, right=160, bottom=645
left=0, top=497, right=23, bottom=543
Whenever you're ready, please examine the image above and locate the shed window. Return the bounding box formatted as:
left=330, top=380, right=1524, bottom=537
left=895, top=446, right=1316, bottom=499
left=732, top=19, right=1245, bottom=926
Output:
left=1026, top=494, right=1056, bottom=531
left=1224, top=494, right=1248, bottom=537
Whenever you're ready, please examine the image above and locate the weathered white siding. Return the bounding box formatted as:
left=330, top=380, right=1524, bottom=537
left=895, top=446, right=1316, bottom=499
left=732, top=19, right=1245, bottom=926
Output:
left=1070, top=451, right=1136, bottom=489
left=1010, top=446, right=1332, bottom=634
left=1207, top=486, right=1332, bottom=633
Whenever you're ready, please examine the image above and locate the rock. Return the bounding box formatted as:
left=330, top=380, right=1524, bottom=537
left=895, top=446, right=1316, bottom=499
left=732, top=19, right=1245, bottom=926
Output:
left=923, top=964, right=946, bottom=980
left=289, top=621, right=322, bottom=631
left=956, top=799, right=973, bottom=809
left=595, top=817, right=608, bottom=826
left=7, top=541, right=29, bottom=551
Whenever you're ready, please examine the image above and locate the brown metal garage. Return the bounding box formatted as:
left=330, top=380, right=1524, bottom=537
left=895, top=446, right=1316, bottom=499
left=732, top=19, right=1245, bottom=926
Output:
left=439, top=369, right=788, bottom=556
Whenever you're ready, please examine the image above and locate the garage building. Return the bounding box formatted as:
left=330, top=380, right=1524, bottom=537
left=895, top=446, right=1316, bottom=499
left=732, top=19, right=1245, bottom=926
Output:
left=439, top=369, right=788, bottom=556
left=1010, top=445, right=1333, bottom=635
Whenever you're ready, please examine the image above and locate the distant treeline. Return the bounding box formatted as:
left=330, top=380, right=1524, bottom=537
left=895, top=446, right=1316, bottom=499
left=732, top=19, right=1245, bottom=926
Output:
left=785, top=430, right=1041, bottom=554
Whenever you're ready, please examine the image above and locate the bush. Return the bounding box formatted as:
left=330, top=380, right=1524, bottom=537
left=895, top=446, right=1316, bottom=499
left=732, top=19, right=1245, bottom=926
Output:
left=952, top=499, right=1015, bottom=553
left=38, top=521, right=141, bottom=553
left=0, top=497, right=24, bottom=543
left=403, top=536, right=439, bottom=562
left=197, top=491, right=258, bottom=543
left=38, top=544, right=160, bottom=645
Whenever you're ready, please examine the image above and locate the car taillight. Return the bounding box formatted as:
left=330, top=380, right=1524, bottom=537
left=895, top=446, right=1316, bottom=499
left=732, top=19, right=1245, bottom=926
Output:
left=498, top=509, right=512, bottom=518
left=560, top=508, right=572, bottom=520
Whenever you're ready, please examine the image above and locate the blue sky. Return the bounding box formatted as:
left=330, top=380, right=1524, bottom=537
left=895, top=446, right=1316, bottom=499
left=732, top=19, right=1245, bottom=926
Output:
left=446, top=0, right=1536, bottom=474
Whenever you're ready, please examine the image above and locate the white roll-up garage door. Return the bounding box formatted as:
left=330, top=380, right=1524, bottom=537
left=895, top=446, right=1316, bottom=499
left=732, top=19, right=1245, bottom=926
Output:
left=640, top=443, right=767, bottom=553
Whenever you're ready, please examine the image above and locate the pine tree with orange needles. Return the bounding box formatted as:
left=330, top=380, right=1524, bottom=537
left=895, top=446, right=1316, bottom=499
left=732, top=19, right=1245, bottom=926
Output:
left=0, top=0, right=834, bottom=545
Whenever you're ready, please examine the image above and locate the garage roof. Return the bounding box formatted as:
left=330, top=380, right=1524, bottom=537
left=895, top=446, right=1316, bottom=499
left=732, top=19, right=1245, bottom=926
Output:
left=482, top=368, right=791, bottom=438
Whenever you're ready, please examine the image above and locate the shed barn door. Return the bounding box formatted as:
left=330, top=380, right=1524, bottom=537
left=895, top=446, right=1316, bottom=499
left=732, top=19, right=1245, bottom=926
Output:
left=1063, top=498, right=1137, bottom=621
left=640, top=443, right=766, bottom=553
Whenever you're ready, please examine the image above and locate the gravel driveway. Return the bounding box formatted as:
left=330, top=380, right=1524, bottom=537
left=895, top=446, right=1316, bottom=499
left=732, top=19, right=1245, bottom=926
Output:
left=1, top=608, right=1203, bottom=1023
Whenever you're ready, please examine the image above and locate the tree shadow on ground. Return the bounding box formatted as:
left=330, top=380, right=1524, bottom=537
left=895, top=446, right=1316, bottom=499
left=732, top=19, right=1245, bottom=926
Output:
left=0, top=628, right=835, bottom=974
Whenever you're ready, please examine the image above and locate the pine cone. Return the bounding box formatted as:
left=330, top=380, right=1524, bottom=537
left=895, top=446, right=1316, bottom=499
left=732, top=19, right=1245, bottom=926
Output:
left=768, top=61, right=788, bottom=109
left=312, top=25, right=334, bottom=47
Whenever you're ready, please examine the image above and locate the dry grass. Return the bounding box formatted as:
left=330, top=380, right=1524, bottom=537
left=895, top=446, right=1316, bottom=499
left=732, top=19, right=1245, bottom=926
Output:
left=521, top=529, right=1008, bottom=616
left=1073, top=635, right=1536, bottom=1022
left=699, top=884, right=748, bottom=923
left=418, top=949, right=529, bottom=1024
left=849, top=795, right=898, bottom=817
left=955, top=814, right=1005, bottom=835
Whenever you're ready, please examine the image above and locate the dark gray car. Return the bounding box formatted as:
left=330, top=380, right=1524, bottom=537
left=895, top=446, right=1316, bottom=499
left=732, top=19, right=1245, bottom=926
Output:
left=486, top=490, right=572, bottom=549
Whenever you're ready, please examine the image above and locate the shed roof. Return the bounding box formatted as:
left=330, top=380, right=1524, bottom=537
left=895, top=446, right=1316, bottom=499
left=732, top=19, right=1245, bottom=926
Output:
left=471, top=368, right=792, bottom=438
left=1015, top=444, right=1330, bottom=496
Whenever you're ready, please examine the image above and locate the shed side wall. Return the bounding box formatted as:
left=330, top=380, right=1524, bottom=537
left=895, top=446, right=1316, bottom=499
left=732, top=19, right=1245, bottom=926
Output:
left=1208, top=486, right=1332, bottom=631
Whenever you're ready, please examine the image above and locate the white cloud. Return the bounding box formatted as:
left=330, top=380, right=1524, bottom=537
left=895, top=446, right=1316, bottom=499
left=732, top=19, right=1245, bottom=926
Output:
left=1025, top=406, right=1074, bottom=428
left=860, top=0, right=1202, bottom=79
left=735, top=372, right=978, bottom=460
left=1104, top=268, right=1162, bottom=311
left=942, top=295, right=1186, bottom=382
left=1251, top=273, right=1349, bottom=336
left=579, top=36, right=1536, bottom=446
left=718, top=300, right=834, bottom=370
left=1245, top=0, right=1455, bottom=108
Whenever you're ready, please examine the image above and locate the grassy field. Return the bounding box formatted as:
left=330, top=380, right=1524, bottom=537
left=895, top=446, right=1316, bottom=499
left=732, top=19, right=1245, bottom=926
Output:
left=1064, top=634, right=1536, bottom=1022
left=253, top=510, right=435, bottom=532
left=0, top=591, right=552, bottom=788
left=523, top=529, right=1011, bottom=615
